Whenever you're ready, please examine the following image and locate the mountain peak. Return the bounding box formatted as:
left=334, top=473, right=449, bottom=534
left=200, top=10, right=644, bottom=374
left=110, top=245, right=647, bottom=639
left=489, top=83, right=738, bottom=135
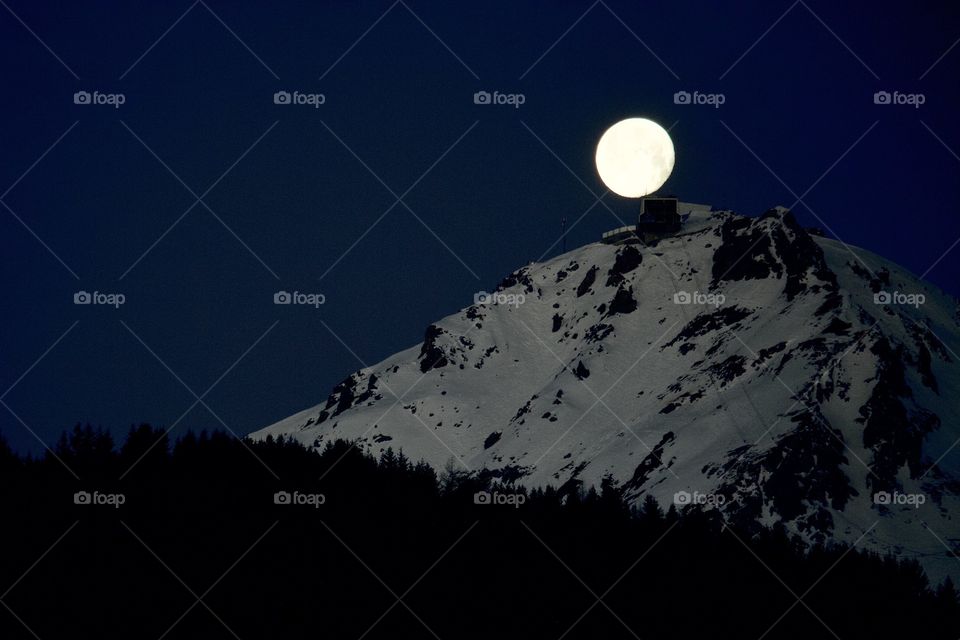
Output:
left=255, top=205, right=960, bottom=583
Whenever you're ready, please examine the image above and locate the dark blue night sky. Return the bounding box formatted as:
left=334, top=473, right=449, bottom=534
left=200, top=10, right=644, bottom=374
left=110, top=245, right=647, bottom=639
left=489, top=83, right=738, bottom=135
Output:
left=1, top=0, right=958, bottom=454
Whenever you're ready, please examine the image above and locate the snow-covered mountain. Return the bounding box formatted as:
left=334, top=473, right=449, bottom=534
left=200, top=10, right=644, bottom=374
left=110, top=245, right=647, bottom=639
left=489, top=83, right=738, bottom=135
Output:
left=255, top=206, right=960, bottom=583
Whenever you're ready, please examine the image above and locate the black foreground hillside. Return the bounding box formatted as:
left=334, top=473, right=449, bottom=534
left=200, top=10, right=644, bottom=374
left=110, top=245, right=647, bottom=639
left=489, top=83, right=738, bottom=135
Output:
left=1, top=425, right=957, bottom=640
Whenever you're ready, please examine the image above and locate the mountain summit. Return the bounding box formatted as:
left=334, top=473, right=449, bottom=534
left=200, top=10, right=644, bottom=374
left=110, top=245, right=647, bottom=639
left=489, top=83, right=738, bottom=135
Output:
left=255, top=206, right=960, bottom=582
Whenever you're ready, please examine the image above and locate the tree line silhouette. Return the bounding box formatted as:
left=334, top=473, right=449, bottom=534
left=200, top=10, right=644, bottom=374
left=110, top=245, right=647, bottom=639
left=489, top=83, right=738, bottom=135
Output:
left=0, top=423, right=957, bottom=639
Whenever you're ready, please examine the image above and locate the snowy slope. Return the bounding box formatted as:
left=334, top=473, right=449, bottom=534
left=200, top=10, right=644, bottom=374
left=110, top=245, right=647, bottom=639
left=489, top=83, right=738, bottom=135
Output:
left=254, top=207, right=960, bottom=583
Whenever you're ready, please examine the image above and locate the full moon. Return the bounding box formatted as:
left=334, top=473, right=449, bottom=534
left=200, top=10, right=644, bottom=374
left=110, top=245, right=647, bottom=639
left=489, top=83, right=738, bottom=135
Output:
left=595, top=118, right=675, bottom=198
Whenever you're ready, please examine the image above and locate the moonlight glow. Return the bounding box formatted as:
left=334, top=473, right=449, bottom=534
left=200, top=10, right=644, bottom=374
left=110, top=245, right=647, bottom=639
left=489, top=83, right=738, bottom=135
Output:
left=595, top=118, right=675, bottom=198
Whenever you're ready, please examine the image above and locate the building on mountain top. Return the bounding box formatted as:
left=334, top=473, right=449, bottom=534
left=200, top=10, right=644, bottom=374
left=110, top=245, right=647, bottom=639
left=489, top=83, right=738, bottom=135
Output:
left=602, top=196, right=693, bottom=244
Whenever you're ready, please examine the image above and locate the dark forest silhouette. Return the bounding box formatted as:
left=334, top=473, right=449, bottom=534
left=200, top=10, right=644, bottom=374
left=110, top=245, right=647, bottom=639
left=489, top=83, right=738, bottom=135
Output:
left=0, top=424, right=957, bottom=639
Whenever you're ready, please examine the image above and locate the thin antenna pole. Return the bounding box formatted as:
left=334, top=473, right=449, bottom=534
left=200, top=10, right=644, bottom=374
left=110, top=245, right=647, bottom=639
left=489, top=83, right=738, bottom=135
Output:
left=561, top=216, right=567, bottom=253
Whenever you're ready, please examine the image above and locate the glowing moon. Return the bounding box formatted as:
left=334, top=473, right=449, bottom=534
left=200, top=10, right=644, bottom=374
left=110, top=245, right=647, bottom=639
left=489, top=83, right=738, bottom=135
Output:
left=595, top=118, right=675, bottom=198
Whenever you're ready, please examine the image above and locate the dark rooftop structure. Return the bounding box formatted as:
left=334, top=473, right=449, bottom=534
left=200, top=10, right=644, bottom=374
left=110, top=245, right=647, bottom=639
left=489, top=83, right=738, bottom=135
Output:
left=601, top=196, right=684, bottom=244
